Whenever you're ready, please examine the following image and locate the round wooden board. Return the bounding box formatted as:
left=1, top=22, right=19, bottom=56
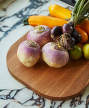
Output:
left=7, top=34, right=89, bottom=100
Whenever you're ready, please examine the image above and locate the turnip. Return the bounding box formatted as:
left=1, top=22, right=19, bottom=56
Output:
left=17, top=40, right=40, bottom=67
left=42, top=42, right=69, bottom=68
left=27, top=25, right=51, bottom=46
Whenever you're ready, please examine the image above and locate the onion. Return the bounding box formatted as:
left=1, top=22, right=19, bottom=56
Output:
left=42, top=42, right=69, bottom=68
left=17, top=40, right=40, bottom=67
left=27, top=25, right=51, bottom=46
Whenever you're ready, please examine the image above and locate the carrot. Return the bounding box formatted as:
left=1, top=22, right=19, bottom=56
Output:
left=79, top=19, right=89, bottom=35
left=76, top=26, right=88, bottom=43
left=28, top=16, right=67, bottom=28
left=49, top=4, right=72, bottom=20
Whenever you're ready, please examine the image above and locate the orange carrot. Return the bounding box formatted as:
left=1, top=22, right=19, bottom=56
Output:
left=79, top=19, right=89, bottom=35
left=28, top=15, right=67, bottom=28
left=76, top=26, right=88, bottom=43
left=49, top=4, right=72, bottom=20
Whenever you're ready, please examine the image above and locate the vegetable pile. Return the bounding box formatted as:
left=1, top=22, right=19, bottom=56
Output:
left=17, top=0, right=89, bottom=68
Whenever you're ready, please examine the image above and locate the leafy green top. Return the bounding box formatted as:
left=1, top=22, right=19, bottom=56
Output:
left=71, top=0, right=89, bottom=26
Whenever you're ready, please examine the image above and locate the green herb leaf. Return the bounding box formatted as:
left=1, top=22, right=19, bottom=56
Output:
left=71, top=0, right=89, bottom=26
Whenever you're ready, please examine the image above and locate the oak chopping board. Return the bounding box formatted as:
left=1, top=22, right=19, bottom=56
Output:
left=7, top=34, right=89, bottom=100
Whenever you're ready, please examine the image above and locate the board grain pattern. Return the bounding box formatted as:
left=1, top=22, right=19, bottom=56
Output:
left=7, top=34, right=89, bottom=100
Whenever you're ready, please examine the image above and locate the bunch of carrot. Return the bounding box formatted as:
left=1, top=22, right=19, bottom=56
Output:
left=26, top=4, right=89, bottom=43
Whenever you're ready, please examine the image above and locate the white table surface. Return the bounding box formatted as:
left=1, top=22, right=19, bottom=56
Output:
left=0, top=0, right=89, bottom=108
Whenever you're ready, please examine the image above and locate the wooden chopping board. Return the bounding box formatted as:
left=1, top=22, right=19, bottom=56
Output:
left=7, top=33, right=89, bottom=100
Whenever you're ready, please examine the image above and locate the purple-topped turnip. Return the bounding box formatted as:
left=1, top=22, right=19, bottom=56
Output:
left=27, top=25, right=51, bottom=46
left=17, top=40, right=40, bottom=67
left=42, top=42, right=69, bottom=68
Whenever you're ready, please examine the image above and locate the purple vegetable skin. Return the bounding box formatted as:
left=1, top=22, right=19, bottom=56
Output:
left=42, top=42, right=69, bottom=68
left=27, top=25, right=51, bottom=46
left=17, top=40, right=40, bottom=67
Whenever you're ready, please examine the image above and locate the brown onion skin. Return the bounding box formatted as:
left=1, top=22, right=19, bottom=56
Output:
left=42, top=42, right=69, bottom=68
left=17, top=40, right=41, bottom=67
left=27, top=25, right=51, bottom=46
